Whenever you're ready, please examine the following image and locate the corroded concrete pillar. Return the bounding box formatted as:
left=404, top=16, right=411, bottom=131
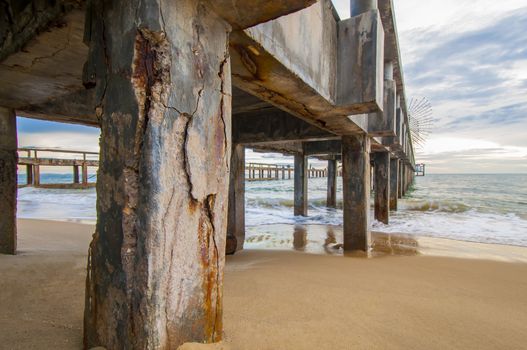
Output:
left=342, top=135, right=371, bottom=254
left=294, top=153, right=308, bottom=216
left=373, top=152, right=389, bottom=224
left=350, top=0, right=377, bottom=16
left=327, top=159, right=337, bottom=208
left=227, top=144, right=245, bottom=254
left=83, top=0, right=232, bottom=348
left=389, top=157, right=399, bottom=211
left=0, top=107, right=17, bottom=255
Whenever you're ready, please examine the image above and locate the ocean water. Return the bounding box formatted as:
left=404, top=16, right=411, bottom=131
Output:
left=16, top=174, right=527, bottom=247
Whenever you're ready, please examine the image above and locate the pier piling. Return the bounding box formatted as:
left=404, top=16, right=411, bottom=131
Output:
left=389, top=157, right=399, bottom=210
left=342, top=135, right=371, bottom=254
left=83, top=1, right=231, bottom=347
left=0, top=107, right=17, bottom=255
left=373, top=152, right=390, bottom=224
left=327, top=159, right=337, bottom=208
left=294, top=153, right=308, bottom=216
left=227, top=145, right=246, bottom=254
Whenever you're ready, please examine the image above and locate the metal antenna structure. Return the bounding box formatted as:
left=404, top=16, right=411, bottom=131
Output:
left=408, top=97, right=434, bottom=150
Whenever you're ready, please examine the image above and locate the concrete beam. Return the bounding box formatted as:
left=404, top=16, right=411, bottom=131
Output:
left=342, top=134, right=370, bottom=254
left=233, top=108, right=337, bottom=145
left=83, top=0, right=231, bottom=347
left=294, top=152, right=308, bottom=216
left=0, top=107, right=17, bottom=255
left=304, top=140, right=341, bottom=156
left=0, top=9, right=88, bottom=112
left=373, top=152, right=389, bottom=224
left=230, top=1, right=379, bottom=137
left=227, top=144, right=245, bottom=254
left=326, top=159, right=337, bottom=208
left=205, top=0, right=316, bottom=30
left=368, top=79, right=396, bottom=137
left=337, top=9, right=384, bottom=113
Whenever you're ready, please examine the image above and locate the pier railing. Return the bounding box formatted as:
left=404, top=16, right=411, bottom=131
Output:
left=17, top=147, right=99, bottom=188
left=246, top=162, right=331, bottom=181
left=16, top=148, right=335, bottom=187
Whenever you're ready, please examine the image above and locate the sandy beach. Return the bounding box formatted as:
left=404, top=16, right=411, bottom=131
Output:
left=1, top=219, right=527, bottom=349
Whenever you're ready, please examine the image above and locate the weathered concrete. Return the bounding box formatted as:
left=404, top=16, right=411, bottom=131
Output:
left=342, top=134, right=370, bottom=254
left=205, top=0, right=317, bottom=30
left=389, top=157, right=399, bottom=211
left=327, top=158, right=337, bottom=208
left=294, top=153, right=308, bottom=216
left=227, top=144, right=245, bottom=254
left=233, top=108, right=337, bottom=145
left=0, top=107, right=17, bottom=255
left=373, top=152, right=390, bottom=224
left=368, top=60, right=396, bottom=137
left=304, top=139, right=341, bottom=156
left=337, top=9, right=384, bottom=113
left=83, top=0, right=232, bottom=348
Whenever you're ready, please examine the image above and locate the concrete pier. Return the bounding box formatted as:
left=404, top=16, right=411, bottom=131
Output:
left=389, top=157, right=399, bottom=210
left=327, top=159, right=338, bottom=208
left=0, top=0, right=418, bottom=346
left=373, top=152, right=390, bottom=224
left=342, top=135, right=371, bottom=254
left=0, top=107, right=17, bottom=255
left=294, top=153, right=308, bottom=216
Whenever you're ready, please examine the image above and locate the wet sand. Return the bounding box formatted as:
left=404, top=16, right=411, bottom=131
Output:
left=1, top=219, right=527, bottom=349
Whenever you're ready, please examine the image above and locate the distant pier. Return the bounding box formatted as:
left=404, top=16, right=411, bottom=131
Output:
left=17, top=148, right=98, bottom=188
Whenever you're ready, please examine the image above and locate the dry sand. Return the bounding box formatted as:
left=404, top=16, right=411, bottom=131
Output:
left=1, top=219, right=527, bottom=349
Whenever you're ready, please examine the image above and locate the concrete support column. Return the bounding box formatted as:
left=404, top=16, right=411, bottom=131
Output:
left=33, top=165, right=40, bottom=186
left=81, top=163, right=88, bottom=186
left=227, top=144, right=245, bottom=254
left=26, top=164, right=33, bottom=185
left=397, top=159, right=403, bottom=198
left=327, top=159, right=337, bottom=208
left=83, top=1, right=231, bottom=348
left=401, top=163, right=406, bottom=196
left=373, top=152, right=390, bottom=224
left=0, top=107, right=17, bottom=255
left=73, top=165, right=80, bottom=184
left=294, top=153, right=308, bottom=216
left=342, top=135, right=371, bottom=254
left=389, top=158, right=399, bottom=211
left=350, top=0, right=377, bottom=16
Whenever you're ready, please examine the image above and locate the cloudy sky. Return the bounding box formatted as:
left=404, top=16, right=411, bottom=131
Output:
left=17, top=0, right=527, bottom=173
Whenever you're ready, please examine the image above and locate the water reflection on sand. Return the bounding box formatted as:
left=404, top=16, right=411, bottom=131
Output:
left=245, top=224, right=419, bottom=257
left=244, top=224, right=527, bottom=263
